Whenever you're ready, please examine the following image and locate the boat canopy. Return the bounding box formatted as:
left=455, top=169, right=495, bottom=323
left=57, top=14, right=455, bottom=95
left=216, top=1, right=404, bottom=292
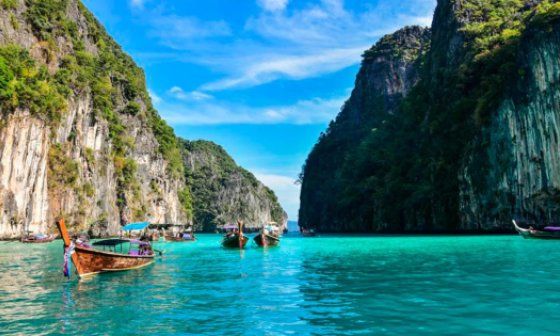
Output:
left=223, top=224, right=238, bottom=230
left=93, top=238, right=150, bottom=246
left=93, top=239, right=130, bottom=246
left=122, top=222, right=150, bottom=231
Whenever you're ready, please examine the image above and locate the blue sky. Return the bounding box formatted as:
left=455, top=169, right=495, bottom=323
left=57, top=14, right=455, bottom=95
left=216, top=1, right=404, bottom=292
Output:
left=82, top=0, right=436, bottom=220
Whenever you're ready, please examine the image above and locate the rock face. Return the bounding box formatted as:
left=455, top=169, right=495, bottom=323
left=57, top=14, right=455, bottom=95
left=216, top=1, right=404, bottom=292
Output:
left=0, top=110, right=50, bottom=236
left=0, top=0, right=285, bottom=238
left=182, top=140, right=287, bottom=232
left=300, top=0, right=560, bottom=232
left=299, top=26, right=431, bottom=232
left=460, top=17, right=560, bottom=229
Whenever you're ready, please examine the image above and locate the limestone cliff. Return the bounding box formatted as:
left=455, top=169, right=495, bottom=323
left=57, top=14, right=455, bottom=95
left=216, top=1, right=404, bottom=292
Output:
left=0, top=0, right=285, bottom=238
left=181, top=140, right=287, bottom=232
left=460, top=5, right=560, bottom=229
left=299, top=0, right=560, bottom=232
left=299, top=26, right=431, bottom=232
left=0, top=0, right=190, bottom=238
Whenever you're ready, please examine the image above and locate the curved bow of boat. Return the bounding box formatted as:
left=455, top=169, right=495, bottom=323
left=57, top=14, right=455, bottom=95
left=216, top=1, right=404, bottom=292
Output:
left=512, top=220, right=526, bottom=233
left=512, top=220, right=531, bottom=238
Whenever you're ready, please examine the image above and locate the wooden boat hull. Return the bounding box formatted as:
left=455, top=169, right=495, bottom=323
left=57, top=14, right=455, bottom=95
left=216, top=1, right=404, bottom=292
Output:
left=72, top=247, right=154, bottom=277
left=253, top=233, right=280, bottom=247
left=222, top=235, right=249, bottom=249
left=164, top=235, right=196, bottom=242
left=56, top=218, right=155, bottom=278
left=512, top=220, right=560, bottom=239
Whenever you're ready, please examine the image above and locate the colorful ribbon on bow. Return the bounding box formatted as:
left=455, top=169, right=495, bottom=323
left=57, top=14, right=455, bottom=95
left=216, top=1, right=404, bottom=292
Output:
left=63, top=242, right=75, bottom=278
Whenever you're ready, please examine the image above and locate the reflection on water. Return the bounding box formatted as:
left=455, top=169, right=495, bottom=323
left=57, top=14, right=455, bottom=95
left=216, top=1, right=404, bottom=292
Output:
left=1, top=235, right=560, bottom=335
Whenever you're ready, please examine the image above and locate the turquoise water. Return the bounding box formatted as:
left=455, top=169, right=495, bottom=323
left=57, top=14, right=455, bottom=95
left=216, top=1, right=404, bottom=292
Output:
left=1, top=234, right=559, bottom=335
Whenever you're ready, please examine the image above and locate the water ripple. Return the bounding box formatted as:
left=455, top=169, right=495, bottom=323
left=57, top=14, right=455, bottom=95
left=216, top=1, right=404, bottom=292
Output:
left=0, top=235, right=559, bottom=334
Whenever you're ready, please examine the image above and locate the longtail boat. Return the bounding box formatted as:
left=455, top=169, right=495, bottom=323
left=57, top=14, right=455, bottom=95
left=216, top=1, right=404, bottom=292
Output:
left=222, top=234, right=249, bottom=248
left=56, top=218, right=155, bottom=278
left=165, top=234, right=196, bottom=242
left=300, top=228, right=316, bottom=237
left=512, top=220, right=560, bottom=239
left=146, top=223, right=196, bottom=242
left=21, top=220, right=55, bottom=243
left=21, top=233, right=55, bottom=243
left=254, top=222, right=280, bottom=247
left=221, top=221, right=248, bottom=249
left=164, top=225, right=196, bottom=242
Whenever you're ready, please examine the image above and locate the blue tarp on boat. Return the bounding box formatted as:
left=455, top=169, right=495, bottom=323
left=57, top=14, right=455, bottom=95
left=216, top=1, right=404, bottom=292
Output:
left=122, top=222, right=149, bottom=231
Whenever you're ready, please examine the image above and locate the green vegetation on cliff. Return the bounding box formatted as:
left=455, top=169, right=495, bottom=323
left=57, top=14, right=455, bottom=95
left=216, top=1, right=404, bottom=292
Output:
left=181, top=140, right=285, bottom=231
left=300, top=0, right=560, bottom=232
left=0, top=45, right=67, bottom=122
left=0, top=0, right=285, bottom=233
left=300, top=26, right=431, bottom=231
left=0, top=0, right=192, bottom=217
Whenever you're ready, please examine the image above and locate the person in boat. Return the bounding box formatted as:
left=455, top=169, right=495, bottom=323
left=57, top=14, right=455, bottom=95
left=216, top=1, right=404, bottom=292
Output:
left=229, top=227, right=239, bottom=238
left=139, top=244, right=148, bottom=256
left=138, top=238, right=153, bottom=255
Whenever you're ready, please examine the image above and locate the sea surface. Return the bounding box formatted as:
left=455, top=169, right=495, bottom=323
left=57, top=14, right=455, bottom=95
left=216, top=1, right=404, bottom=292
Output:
left=1, top=234, right=559, bottom=335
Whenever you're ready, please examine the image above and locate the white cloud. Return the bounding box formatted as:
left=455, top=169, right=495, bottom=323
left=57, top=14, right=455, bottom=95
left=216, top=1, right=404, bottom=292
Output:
left=159, top=94, right=346, bottom=125
left=135, top=0, right=436, bottom=91
left=201, top=47, right=366, bottom=91
left=257, top=0, right=289, bottom=12
left=254, top=173, right=300, bottom=220
left=148, top=89, right=162, bottom=104
left=130, top=0, right=145, bottom=8
left=169, top=86, right=214, bottom=101
left=399, top=14, right=433, bottom=27
left=147, top=14, right=231, bottom=49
